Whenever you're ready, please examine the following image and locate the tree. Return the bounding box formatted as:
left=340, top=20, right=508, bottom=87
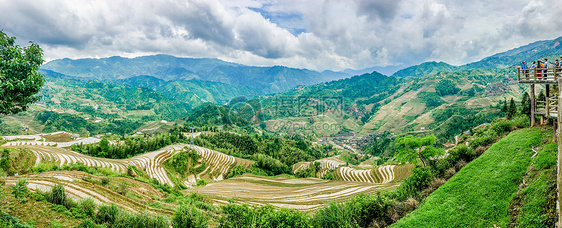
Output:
left=0, top=31, right=45, bottom=115
left=395, top=135, right=442, bottom=167
left=435, top=80, right=460, bottom=96
left=521, top=92, right=531, bottom=117
left=507, top=98, right=516, bottom=119
left=501, top=99, right=507, bottom=113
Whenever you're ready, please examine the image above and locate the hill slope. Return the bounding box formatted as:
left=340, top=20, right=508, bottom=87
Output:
left=392, top=61, right=459, bottom=78
left=392, top=128, right=542, bottom=227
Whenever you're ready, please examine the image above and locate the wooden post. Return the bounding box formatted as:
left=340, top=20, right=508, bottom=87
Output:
left=554, top=120, right=557, bottom=142
left=555, top=79, right=562, bottom=227
left=531, top=84, right=535, bottom=127
left=547, top=97, right=551, bottom=117
left=547, top=84, right=551, bottom=99
left=517, top=67, right=521, bottom=81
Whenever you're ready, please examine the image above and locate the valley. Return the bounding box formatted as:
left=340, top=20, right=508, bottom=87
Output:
left=1, top=33, right=561, bottom=227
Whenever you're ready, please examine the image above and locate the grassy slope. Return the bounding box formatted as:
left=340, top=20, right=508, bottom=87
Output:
left=392, top=128, right=543, bottom=227
left=1, top=185, right=83, bottom=227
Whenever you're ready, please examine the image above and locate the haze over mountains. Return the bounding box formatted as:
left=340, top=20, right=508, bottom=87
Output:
left=40, top=36, right=562, bottom=104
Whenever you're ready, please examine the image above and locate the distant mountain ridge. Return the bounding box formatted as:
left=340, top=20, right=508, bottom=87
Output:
left=392, top=61, right=458, bottom=78
left=117, top=75, right=262, bottom=104
left=41, top=54, right=350, bottom=95
left=392, top=36, right=562, bottom=78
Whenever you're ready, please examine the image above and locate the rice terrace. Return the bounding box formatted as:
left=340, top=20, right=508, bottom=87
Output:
left=1, top=1, right=562, bottom=227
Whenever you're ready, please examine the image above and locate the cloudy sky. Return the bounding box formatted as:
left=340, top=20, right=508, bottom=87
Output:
left=1, top=0, right=561, bottom=72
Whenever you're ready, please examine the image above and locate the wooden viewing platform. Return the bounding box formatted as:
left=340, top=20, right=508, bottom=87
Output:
left=517, top=67, right=562, bottom=84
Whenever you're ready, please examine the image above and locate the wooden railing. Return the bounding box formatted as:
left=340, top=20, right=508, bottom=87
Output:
left=537, top=96, right=558, bottom=118
left=518, top=67, right=562, bottom=83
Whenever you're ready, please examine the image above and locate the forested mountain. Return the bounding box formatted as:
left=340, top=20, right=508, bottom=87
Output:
left=391, top=36, right=562, bottom=78
left=392, top=61, right=459, bottom=78
left=41, top=54, right=350, bottom=94
left=463, top=36, right=562, bottom=69
left=117, top=75, right=262, bottom=104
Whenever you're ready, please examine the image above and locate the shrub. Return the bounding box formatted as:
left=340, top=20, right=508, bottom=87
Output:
left=219, top=203, right=263, bottom=227
left=312, top=193, right=393, bottom=228
left=172, top=204, right=208, bottom=228
left=113, top=211, right=169, bottom=228
left=469, top=134, right=496, bottom=150
left=447, top=145, right=475, bottom=165
left=262, top=207, right=311, bottom=228
left=196, top=179, right=207, bottom=187
left=490, top=120, right=513, bottom=135
left=78, top=198, right=97, bottom=218
left=456, top=160, right=467, bottom=170
left=45, top=184, right=70, bottom=208
left=50, top=220, right=63, bottom=228
left=10, top=178, right=29, bottom=200
left=76, top=219, right=96, bottom=228
left=0, top=149, right=12, bottom=175
left=101, top=178, right=110, bottom=186
left=0, top=212, right=34, bottom=228
left=117, top=182, right=128, bottom=196
left=444, top=167, right=456, bottom=179
left=96, top=204, right=120, bottom=225
left=395, top=167, right=432, bottom=200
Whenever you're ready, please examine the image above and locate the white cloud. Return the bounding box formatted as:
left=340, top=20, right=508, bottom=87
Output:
left=0, top=0, right=560, bottom=72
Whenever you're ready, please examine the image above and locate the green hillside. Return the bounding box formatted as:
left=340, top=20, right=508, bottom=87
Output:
left=118, top=75, right=262, bottom=104
left=258, top=67, right=522, bottom=145
left=392, top=128, right=555, bottom=227
left=392, top=61, right=459, bottom=78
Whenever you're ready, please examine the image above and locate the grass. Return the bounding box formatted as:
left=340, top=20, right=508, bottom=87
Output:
left=392, top=128, right=543, bottom=227
left=0, top=186, right=83, bottom=227
left=512, top=142, right=557, bottom=227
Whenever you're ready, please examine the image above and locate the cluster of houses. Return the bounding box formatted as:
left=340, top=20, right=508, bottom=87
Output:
left=320, top=132, right=393, bottom=153
left=484, top=82, right=511, bottom=96
left=343, top=106, right=369, bottom=118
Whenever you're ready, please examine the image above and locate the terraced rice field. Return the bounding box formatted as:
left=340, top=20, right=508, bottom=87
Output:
left=3, top=171, right=174, bottom=215
left=2, top=140, right=250, bottom=187
left=185, top=174, right=406, bottom=210
left=292, top=155, right=411, bottom=184
left=292, top=156, right=346, bottom=178
left=4, top=137, right=101, bottom=148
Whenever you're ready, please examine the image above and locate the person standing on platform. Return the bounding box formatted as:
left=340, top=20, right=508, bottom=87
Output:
left=538, top=60, right=543, bottom=79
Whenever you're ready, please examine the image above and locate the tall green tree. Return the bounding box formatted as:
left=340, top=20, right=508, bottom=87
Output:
left=395, top=135, right=442, bottom=167
left=0, top=31, right=45, bottom=115
left=520, top=92, right=531, bottom=117
left=507, top=98, right=516, bottom=119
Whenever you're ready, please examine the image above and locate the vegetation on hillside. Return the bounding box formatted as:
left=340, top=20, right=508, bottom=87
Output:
left=392, top=126, right=552, bottom=227
left=195, top=132, right=329, bottom=176
left=71, top=129, right=186, bottom=159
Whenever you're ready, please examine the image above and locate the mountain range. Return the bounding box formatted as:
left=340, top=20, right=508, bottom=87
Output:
left=39, top=35, right=562, bottom=105
left=41, top=54, right=351, bottom=95
left=392, top=36, right=562, bottom=78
